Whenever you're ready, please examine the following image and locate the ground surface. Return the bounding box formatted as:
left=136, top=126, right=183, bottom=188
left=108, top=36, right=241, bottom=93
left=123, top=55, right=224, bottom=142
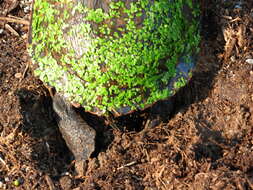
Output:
left=0, top=0, right=253, bottom=189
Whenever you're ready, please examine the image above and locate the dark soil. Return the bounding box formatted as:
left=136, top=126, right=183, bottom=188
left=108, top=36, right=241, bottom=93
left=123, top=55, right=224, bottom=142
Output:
left=0, top=0, right=253, bottom=189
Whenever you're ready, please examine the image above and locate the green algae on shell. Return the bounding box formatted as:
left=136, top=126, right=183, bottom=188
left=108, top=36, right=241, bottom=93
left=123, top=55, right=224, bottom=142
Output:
left=29, top=0, right=200, bottom=116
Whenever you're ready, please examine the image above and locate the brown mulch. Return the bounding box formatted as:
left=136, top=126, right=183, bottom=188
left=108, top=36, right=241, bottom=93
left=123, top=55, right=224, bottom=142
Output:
left=0, top=0, right=253, bottom=189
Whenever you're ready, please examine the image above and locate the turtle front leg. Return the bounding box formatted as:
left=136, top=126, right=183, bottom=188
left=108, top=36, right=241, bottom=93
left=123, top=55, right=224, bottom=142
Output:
left=52, top=94, right=96, bottom=169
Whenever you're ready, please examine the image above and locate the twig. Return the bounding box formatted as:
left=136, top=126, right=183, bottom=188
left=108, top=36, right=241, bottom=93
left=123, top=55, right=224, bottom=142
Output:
left=7, top=15, right=24, bottom=19
left=20, top=62, right=29, bottom=82
left=0, top=156, right=9, bottom=171
left=0, top=16, right=29, bottom=25
left=117, top=161, right=137, bottom=170
left=5, top=24, right=19, bottom=36
left=144, top=119, right=150, bottom=129
left=221, top=15, right=232, bottom=20
left=230, top=17, right=241, bottom=23
left=144, top=148, right=150, bottom=162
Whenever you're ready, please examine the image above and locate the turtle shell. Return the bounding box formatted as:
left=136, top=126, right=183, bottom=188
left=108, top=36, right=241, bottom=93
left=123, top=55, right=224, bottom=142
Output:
left=29, top=0, right=200, bottom=116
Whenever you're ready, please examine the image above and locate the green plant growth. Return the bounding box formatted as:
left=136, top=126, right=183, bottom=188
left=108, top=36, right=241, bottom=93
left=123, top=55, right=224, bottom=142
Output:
left=29, top=0, right=200, bottom=115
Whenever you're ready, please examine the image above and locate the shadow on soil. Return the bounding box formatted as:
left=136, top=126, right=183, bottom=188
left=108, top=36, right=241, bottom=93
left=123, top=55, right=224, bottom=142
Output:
left=15, top=88, right=75, bottom=177
left=16, top=87, right=114, bottom=176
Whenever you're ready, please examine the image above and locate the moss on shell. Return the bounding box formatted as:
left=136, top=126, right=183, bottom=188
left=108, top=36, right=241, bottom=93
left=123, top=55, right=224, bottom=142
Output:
left=30, top=0, right=200, bottom=115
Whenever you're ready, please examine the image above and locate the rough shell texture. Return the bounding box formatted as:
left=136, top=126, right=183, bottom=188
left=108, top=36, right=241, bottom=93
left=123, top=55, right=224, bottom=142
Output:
left=29, top=0, right=200, bottom=116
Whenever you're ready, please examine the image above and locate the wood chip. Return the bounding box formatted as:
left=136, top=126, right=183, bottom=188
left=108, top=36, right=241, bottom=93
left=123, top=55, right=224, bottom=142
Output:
left=230, top=17, right=241, bottom=23
left=7, top=0, right=19, bottom=13
left=0, top=16, right=30, bottom=25
left=45, top=175, right=56, bottom=190
left=0, top=156, right=9, bottom=171
left=237, top=24, right=246, bottom=48
left=20, top=63, right=29, bottom=81
left=222, top=15, right=232, bottom=20
left=223, top=27, right=236, bottom=60
left=14, top=73, right=22, bottom=79
left=117, top=161, right=137, bottom=170
left=4, top=23, right=19, bottom=36
left=246, top=59, right=253, bottom=65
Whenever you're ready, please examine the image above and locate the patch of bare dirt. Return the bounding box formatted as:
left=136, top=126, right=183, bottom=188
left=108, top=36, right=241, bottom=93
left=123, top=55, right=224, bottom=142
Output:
left=0, top=0, right=253, bottom=189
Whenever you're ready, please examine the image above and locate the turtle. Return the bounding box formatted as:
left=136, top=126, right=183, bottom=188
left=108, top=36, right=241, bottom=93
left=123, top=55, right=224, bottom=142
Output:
left=28, top=0, right=200, bottom=164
